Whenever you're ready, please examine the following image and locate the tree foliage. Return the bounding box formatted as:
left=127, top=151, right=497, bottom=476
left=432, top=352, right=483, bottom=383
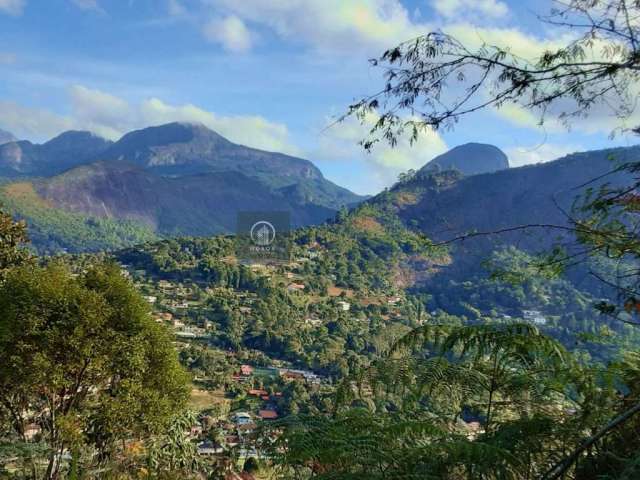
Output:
left=0, top=262, right=190, bottom=478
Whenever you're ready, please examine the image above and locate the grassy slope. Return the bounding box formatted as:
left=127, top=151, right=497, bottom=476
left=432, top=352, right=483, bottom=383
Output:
left=0, top=182, right=158, bottom=253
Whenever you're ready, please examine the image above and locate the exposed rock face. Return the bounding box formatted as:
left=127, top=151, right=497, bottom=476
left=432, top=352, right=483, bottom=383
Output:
left=421, top=143, right=509, bottom=176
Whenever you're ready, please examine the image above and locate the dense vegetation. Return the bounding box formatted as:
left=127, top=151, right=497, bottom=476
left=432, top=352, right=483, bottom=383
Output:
left=3, top=0, right=640, bottom=477
left=0, top=183, right=158, bottom=253
left=0, top=209, right=191, bottom=479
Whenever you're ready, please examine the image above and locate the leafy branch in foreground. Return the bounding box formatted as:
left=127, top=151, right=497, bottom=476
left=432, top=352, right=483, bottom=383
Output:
left=346, top=0, right=640, bottom=149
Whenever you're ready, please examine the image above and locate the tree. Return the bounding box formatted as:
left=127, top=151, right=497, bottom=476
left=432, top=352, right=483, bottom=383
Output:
left=0, top=205, right=30, bottom=275
left=0, top=262, right=190, bottom=478
left=347, top=0, right=640, bottom=148
left=273, top=323, right=591, bottom=479
left=146, top=411, right=203, bottom=479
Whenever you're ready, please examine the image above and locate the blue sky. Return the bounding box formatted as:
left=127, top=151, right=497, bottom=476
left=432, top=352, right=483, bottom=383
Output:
left=0, top=0, right=638, bottom=194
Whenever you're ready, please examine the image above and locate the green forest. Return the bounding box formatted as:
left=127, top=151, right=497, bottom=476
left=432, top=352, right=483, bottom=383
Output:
left=2, top=0, right=640, bottom=479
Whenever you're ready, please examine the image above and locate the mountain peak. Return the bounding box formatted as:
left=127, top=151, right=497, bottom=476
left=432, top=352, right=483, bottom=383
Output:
left=100, top=122, right=328, bottom=187
left=422, top=142, right=509, bottom=176
left=0, top=129, right=112, bottom=176
left=44, top=130, right=111, bottom=150
left=114, top=122, right=228, bottom=149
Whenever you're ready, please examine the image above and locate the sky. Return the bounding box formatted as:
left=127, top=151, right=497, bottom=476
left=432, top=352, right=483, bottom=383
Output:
left=0, top=0, right=638, bottom=195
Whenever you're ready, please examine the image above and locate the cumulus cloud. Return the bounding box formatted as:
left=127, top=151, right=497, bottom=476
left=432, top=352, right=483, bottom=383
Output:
left=0, top=101, right=75, bottom=139
left=0, top=85, right=300, bottom=155
left=492, top=82, right=640, bottom=136
left=201, top=0, right=428, bottom=53
left=0, top=0, right=25, bottom=15
left=69, top=85, right=133, bottom=139
left=505, top=143, right=583, bottom=168
left=203, top=15, right=253, bottom=53
left=443, top=23, right=572, bottom=61
left=432, top=0, right=508, bottom=19
left=315, top=112, right=448, bottom=193
left=196, top=0, right=563, bottom=56
left=137, top=97, right=300, bottom=154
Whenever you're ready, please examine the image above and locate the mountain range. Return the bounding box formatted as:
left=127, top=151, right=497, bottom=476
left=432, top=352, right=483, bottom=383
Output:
left=0, top=123, right=364, bottom=252
left=386, top=145, right=634, bottom=248
left=1, top=120, right=636, bottom=264
left=371, top=144, right=637, bottom=303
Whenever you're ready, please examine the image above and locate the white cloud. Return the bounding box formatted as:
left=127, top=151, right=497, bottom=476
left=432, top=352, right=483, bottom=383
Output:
left=0, top=101, right=75, bottom=139
left=138, top=97, right=300, bottom=155
left=505, top=143, right=583, bottom=168
left=0, top=0, right=25, bottom=15
left=492, top=81, right=640, bottom=136
left=70, top=0, right=105, bottom=13
left=315, top=112, right=448, bottom=193
left=69, top=85, right=133, bottom=139
left=0, top=85, right=300, bottom=155
left=432, top=0, right=508, bottom=19
left=203, top=15, right=253, bottom=53
left=201, top=0, right=428, bottom=53
left=196, top=0, right=559, bottom=56
left=444, top=23, right=572, bottom=61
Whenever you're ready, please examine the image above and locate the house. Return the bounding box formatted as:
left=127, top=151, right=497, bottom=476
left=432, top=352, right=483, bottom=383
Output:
left=233, top=412, right=253, bottom=425
left=143, top=295, right=157, bottom=304
left=337, top=301, right=351, bottom=311
left=248, top=389, right=268, bottom=397
left=287, top=282, right=305, bottom=292
left=240, top=365, right=253, bottom=376
left=176, top=331, right=197, bottom=338
left=190, top=424, right=204, bottom=437
left=258, top=409, right=279, bottom=420
left=239, top=306, right=252, bottom=314
left=305, top=317, right=322, bottom=327
left=280, top=370, right=304, bottom=381
left=197, top=441, right=223, bottom=455
left=522, top=310, right=547, bottom=325
left=237, top=423, right=257, bottom=434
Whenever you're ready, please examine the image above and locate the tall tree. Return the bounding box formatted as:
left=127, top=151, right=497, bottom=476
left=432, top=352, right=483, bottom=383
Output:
left=0, top=262, right=190, bottom=479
